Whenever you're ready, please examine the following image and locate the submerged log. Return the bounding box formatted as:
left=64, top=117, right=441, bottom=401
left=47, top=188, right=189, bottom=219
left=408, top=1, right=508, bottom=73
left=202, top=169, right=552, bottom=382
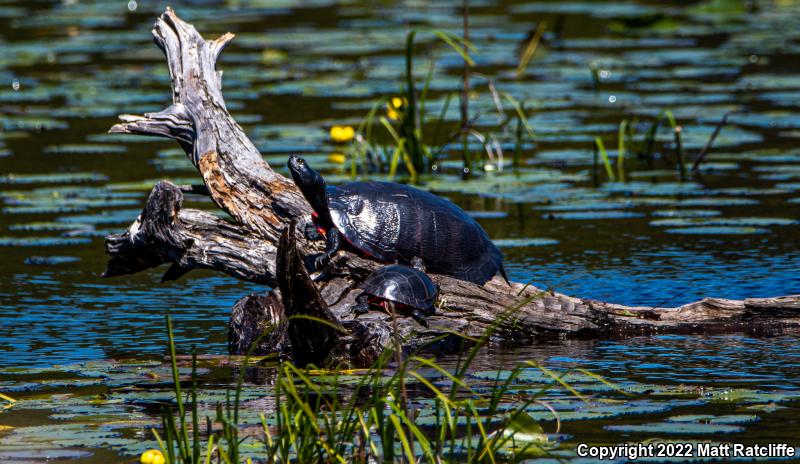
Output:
left=103, top=8, right=800, bottom=366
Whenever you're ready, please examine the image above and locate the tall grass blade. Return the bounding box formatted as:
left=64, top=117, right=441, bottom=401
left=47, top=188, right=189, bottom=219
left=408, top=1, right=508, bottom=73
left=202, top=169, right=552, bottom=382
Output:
left=692, top=112, right=729, bottom=171
left=589, top=64, right=600, bottom=91
left=431, top=30, right=476, bottom=66
left=674, top=125, right=685, bottom=180
left=165, top=315, right=191, bottom=462
left=515, top=21, right=547, bottom=79
left=594, top=137, right=615, bottom=181
left=503, top=93, right=534, bottom=138
left=388, top=414, right=415, bottom=463
left=617, top=119, right=627, bottom=181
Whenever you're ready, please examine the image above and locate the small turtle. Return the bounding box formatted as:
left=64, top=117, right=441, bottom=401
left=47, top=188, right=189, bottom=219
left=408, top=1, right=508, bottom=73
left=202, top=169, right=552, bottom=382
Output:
left=287, top=155, right=508, bottom=285
left=352, top=260, right=438, bottom=327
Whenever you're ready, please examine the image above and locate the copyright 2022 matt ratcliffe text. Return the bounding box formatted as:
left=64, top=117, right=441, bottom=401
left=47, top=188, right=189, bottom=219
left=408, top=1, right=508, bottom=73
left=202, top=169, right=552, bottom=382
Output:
left=576, top=442, right=796, bottom=460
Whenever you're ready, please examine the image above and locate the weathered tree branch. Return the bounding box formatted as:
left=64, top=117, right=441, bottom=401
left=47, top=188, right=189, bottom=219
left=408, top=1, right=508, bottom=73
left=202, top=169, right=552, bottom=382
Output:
left=104, top=8, right=800, bottom=366
left=109, top=7, right=306, bottom=242
left=104, top=181, right=279, bottom=285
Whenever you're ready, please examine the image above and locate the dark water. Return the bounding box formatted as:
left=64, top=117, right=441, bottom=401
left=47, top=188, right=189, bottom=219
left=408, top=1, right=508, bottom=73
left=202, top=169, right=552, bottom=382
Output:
left=1, top=0, right=800, bottom=460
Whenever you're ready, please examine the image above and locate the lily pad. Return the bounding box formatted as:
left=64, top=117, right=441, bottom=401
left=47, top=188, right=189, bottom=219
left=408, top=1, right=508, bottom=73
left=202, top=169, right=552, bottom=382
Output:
left=0, top=237, right=92, bottom=247
left=0, top=173, right=108, bottom=185
left=544, top=211, right=644, bottom=220
left=605, top=422, right=744, bottom=434
left=466, top=211, right=509, bottom=219
left=663, top=226, right=769, bottom=235
left=651, top=209, right=722, bottom=218
left=43, top=144, right=127, bottom=155
left=650, top=217, right=797, bottom=227
left=493, top=238, right=560, bottom=247
left=24, top=256, right=81, bottom=265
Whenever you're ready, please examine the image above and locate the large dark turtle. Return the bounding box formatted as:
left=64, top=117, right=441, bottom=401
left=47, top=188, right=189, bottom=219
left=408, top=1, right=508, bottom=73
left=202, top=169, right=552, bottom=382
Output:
left=287, top=155, right=508, bottom=285
left=352, top=261, right=438, bottom=327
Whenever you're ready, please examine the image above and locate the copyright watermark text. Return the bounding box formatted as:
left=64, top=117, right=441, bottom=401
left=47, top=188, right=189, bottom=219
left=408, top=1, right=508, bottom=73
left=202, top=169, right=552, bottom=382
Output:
left=576, top=442, right=797, bottom=460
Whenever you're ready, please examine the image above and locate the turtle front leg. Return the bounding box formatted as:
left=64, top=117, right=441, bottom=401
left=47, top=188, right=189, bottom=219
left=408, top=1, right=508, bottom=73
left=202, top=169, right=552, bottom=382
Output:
left=351, top=293, right=370, bottom=319
left=314, top=226, right=341, bottom=271
left=411, top=310, right=430, bottom=328
left=304, top=222, right=323, bottom=241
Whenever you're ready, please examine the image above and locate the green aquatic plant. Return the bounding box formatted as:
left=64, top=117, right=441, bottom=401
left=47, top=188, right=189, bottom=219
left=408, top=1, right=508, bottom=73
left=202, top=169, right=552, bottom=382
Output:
left=155, top=316, right=207, bottom=464
left=594, top=136, right=615, bottom=182
left=152, top=306, right=601, bottom=463
left=591, top=109, right=727, bottom=183
left=347, top=29, right=474, bottom=182
left=344, top=28, right=534, bottom=181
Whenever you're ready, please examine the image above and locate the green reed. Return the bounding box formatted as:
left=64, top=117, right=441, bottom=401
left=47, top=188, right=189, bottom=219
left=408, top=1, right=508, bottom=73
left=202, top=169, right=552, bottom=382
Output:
left=592, top=108, right=726, bottom=183
left=346, top=28, right=535, bottom=181
left=152, top=302, right=604, bottom=463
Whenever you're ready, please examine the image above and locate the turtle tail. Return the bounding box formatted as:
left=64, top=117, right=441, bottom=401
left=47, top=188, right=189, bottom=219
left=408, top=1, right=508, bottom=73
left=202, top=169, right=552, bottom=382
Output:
left=499, top=265, right=511, bottom=286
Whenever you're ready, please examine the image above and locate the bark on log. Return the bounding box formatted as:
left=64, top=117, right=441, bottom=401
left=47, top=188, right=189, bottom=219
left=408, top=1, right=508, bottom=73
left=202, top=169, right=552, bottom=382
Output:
left=228, top=292, right=288, bottom=356
left=103, top=8, right=800, bottom=366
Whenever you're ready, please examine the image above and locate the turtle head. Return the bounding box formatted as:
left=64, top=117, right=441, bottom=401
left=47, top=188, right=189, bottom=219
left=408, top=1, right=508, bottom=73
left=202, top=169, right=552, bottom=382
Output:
left=288, top=155, right=329, bottom=218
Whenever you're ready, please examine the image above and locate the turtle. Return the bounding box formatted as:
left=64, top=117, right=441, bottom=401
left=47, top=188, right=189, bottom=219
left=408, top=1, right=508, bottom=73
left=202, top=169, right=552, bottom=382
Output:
left=352, top=260, right=438, bottom=327
left=287, top=155, right=508, bottom=285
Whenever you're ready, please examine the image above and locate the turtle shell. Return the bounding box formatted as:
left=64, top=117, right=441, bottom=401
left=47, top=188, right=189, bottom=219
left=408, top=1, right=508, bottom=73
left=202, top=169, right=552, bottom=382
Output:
left=359, top=264, right=438, bottom=311
left=327, top=181, right=504, bottom=285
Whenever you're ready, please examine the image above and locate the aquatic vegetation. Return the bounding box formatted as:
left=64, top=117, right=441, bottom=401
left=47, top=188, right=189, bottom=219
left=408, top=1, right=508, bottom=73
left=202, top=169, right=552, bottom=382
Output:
left=0, top=236, right=92, bottom=247
left=0, top=173, right=108, bottom=185
left=23, top=255, right=81, bottom=265
left=341, top=28, right=534, bottom=180
left=43, top=144, right=127, bottom=155
left=150, top=314, right=570, bottom=463
left=493, top=238, right=559, bottom=248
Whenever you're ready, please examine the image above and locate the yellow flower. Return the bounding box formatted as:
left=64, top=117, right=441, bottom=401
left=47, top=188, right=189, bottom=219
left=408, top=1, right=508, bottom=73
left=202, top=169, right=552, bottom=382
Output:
left=141, top=449, right=165, bottom=464
left=329, top=125, right=355, bottom=143
left=328, top=152, right=346, bottom=164
left=386, top=96, right=405, bottom=121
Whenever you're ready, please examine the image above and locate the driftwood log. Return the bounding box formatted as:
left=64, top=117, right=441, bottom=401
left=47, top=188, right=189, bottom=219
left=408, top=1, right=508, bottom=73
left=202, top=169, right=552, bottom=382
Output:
left=103, top=8, right=800, bottom=366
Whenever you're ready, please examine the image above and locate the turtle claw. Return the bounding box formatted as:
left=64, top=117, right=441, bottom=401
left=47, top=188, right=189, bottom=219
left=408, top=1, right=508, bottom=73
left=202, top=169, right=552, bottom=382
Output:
left=311, top=257, right=333, bottom=282
left=314, top=253, right=329, bottom=271
left=351, top=294, right=370, bottom=319
left=351, top=304, right=369, bottom=319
